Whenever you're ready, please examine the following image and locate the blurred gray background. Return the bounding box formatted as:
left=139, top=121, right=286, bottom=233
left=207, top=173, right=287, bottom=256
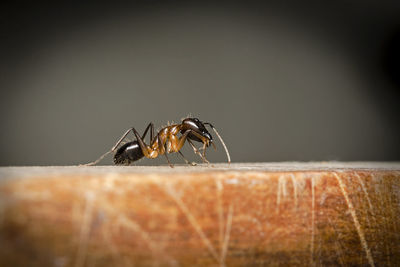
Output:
left=1, top=1, right=399, bottom=166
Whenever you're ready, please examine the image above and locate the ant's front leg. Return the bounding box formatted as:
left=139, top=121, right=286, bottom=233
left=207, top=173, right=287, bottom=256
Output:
left=178, top=151, right=197, bottom=166
left=187, top=139, right=210, bottom=164
left=177, top=130, right=210, bottom=164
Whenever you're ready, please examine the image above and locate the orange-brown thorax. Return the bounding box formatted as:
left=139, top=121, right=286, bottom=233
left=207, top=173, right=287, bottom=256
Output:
left=142, top=124, right=209, bottom=159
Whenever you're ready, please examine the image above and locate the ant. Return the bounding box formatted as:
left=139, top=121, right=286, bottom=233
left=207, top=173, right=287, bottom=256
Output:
left=84, top=118, right=230, bottom=167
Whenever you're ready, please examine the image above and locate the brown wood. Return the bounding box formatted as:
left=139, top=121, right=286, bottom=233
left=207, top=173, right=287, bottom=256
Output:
left=0, top=163, right=399, bottom=266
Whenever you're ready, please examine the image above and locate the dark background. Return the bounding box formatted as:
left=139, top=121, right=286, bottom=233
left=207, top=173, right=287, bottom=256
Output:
left=1, top=1, right=399, bottom=166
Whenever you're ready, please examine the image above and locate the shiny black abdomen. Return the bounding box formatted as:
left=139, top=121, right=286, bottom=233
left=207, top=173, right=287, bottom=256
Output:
left=113, top=141, right=144, bottom=165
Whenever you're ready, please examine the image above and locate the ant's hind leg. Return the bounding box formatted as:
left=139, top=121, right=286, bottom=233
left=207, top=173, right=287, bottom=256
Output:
left=82, top=128, right=136, bottom=166
left=130, top=127, right=152, bottom=158
left=141, top=122, right=154, bottom=143
left=112, top=123, right=152, bottom=151
left=83, top=124, right=153, bottom=166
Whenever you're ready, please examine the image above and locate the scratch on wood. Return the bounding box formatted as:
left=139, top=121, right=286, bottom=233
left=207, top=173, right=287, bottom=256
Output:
left=276, top=176, right=281, bottom=212
left=221, top=204, right=233, bottom=266
left=334, top=173, right=375, bottom=267
left=276, top=175, right=287, bottom=212
left=290, top=174, right=298, bottom=209
left=354, top=173, right=375, bottom=218
left=118, top=214, right=177, bottom=266
left=310, top=175, right=315, bottom=266
left=164, top=183, right=220, bottom=263
left=118, top=215, right=160, bottom=254
left=216, top=179, right=225, bottom=258
left=282, top=175, right=287, bottom=197
left=75, top=192, right=95, bottom=267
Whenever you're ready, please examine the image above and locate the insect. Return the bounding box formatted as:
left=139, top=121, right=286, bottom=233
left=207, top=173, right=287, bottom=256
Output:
left=84, top=118, right=230, bottom=167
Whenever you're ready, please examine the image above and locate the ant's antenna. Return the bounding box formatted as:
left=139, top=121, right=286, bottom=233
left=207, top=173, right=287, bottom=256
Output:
left=204, top=123, right=231, bottom=164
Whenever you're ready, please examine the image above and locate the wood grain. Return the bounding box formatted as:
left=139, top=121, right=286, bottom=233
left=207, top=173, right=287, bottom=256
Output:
left=0, top=163, right=399, bottom=266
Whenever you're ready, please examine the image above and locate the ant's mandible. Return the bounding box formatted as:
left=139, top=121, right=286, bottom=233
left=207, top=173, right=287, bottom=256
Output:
left=84, top=118, right=231, bottom=167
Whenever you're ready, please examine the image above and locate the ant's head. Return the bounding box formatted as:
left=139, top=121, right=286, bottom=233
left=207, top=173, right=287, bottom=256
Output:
left=181, top=118, right=213, bottom=146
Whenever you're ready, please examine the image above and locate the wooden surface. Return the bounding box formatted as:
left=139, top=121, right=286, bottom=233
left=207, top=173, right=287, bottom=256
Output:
left=0, top=162, right=399, bottom=266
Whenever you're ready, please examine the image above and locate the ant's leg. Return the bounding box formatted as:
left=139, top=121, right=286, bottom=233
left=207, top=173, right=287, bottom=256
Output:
left=176, top=130, right=210, bottom=164
left=202, top=142, right=207, bottom=159
left=82, top=127, right=136, bottom=166
left=151, top=124, right=155, bottom=144
left=141, top=123, right=154, bottom=143
left=111, top=128, right=135, bottom=151
left=178, top=151, right=197, bottom=166
left=109, top=126, right=152, bottom=159
left=130, top=127, right=151, bottom=158
left=164, top=152, right=173, bottom=167
left=187, top=139, right=210, bottom=164
left=175, top=129, right=204, bottom=150
left=83, top=124, right=152, bottom=166
left=159, top=135, right=173, bottom=167
left=111, top=123, right=152, bottom=151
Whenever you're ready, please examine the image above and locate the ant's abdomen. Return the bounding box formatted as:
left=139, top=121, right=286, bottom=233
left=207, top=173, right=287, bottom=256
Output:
left=113, top=141, right=144, bottom=165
